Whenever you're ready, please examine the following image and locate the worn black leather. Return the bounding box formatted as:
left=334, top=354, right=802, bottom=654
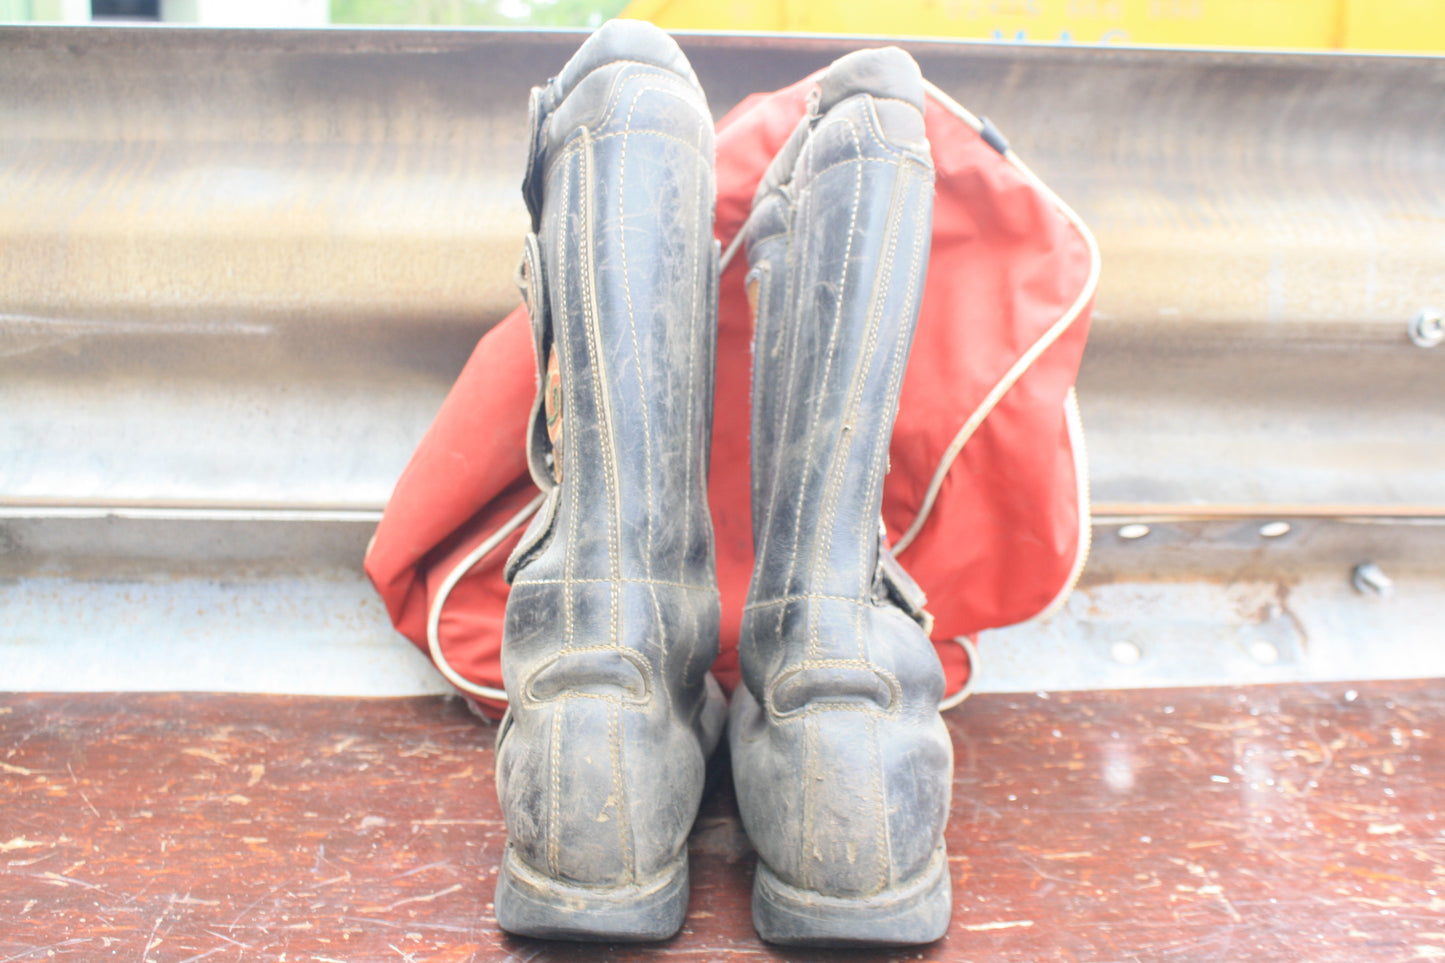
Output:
left=493, top=19, right=725, bottom=942
left=731, top=47, right=954, bottom=946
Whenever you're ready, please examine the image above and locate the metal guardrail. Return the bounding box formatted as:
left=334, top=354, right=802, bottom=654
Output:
left=2, top=27, right=1443, bottom=693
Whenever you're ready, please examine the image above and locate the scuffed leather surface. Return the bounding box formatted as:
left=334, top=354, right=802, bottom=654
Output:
left=497, top=20, right=723, bottom=889
left=732, top=48, right=953, bottom=900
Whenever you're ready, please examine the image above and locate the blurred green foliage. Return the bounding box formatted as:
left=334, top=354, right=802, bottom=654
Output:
left=330, top=0, right=631, bottom=27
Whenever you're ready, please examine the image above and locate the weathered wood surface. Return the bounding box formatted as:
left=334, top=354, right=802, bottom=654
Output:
left=2, top=682, right=1441, bottom=962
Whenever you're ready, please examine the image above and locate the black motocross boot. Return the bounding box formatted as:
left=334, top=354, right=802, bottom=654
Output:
left=731, top=47, right=954, bottom=946
left=493, top=20, right=725, bottom=941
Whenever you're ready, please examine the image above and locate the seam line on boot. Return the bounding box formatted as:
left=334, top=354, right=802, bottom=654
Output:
left=559, top=154, right=580, bottom=658
left=616, top=83, right=669, bottom=729
left=548, top=707, right=563, bottom=876
left=794, top=116, right=864, bottom=661
left=574, top=126, right=625, bottom=657
left=868, top=712, right=890, bottom=894
left=813, top=133, right=908, bottom=625
left=608, top=700, right=635, bottom=880
left=859, top=163, right=930, bottom=624
left=520, top=576, right=717, bottom=592
left=590, top=127, right=708, bottom=157
left=757, top=128, right=813, bottom=643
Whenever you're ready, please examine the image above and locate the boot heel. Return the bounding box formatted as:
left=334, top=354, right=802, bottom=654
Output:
left=751, top=844, right=952, bottom=947
left=494, top=842, right=689, bottom=941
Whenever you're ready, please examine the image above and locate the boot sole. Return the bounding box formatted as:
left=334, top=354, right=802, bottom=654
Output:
left=493, top=841, right=689, bottom=941
left=751, top=843, right=951, bottom=947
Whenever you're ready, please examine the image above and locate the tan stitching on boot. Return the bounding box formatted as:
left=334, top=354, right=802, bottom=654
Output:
left=681, top=108, right=705, bottom=605
left=608, top=702, right=635, bottom=881
left=800, top=714, right=816, bottom=892
left=618, top=85, right=657, bottom=578
left=857, top=97, right=923, bottom=158
left=520, top=645, right=653, bottom=708
left=853, top=165, right=929, bottom=647
left=764, top=659, right=903, bottom=720
left=867, top=712, right=890, bottom=894
left=776, top=119, right=864, bottom=657
left=575, top=127, right=624, bottom=655
left=864, top=165, right=929, bottom=611
left=677, top=118, right=710, bottom=692
left=801, top=155, right=903, bottom=182
left=803, top=117, right=865, bottom=659
left=592, top=128, right=708, bottom=158
left=548, top=708, right=563, bottom=876
left=840, top=158, right=913, bottom=661
left=595, top=71, right=701, bottom=132
left=754, top=133, right=808, bottom=618
left=617, top=84, right=672, bottom=721
left=558, top=150, right=579, bottom=655
left=816, top=144, right=905, bottom=625
left=523, top=576, right=717, bottom=592
left=791, top=703, right=890, bottom=720
left=744, top=593, right=873, bottom=610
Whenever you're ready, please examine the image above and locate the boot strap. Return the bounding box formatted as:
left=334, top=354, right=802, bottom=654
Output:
left=506, top=232, right=562, bottom=585
left=520, top=84, right=548, bottom=232
left=517, top=231, right=558, bottom=494
left=875, top=533, right=935, bottom=636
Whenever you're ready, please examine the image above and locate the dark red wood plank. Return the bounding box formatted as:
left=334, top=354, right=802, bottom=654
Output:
left=2, top=682, right=1442, bottom=962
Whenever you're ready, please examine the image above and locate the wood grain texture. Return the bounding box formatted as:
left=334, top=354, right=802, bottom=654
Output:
left=2, top=682, right=1441, bottom=962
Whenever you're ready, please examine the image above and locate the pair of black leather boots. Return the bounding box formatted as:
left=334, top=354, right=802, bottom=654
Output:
left=494, top=19, right=952, bottom=947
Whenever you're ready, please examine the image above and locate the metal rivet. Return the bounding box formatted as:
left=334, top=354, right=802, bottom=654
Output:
left=1410, top=309, right=1444, bottom=348
left=1249, top=640, right=1280, bottom=665
left=1111, top=640, right=1143, bottom=664
left=1259, top=521, right=1291, bottom=538
left=1352, top=561, right=1394, bottom=598
left=1118, top=523, right=1150, bottom=540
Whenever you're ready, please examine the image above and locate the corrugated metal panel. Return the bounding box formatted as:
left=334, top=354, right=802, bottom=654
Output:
left=623, top=0, right=1445, bottom=52
left=2, top=27, right=1442, bottom=693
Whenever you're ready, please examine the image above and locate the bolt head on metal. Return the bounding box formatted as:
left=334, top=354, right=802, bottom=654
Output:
left=1410, top=309, right=1444, bottom=348
left=1111, top=640, right=1143, bottom=664
left=1118, top=523, right=1151, bottom=540
left=1352, top=561, right=1394, bottom=598
left=1249, top=640, right=1281, bottom=665
left=1259, top=521, right=1291, bottom=539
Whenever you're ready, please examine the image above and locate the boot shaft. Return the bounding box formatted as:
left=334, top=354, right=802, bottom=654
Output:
left=730, top=55, right=954, bottom=941
left=511, top=27, right=719, bottom=591
left=746, top=77, right=934, bottom=611
left=495, top=25, right=727, bottom=932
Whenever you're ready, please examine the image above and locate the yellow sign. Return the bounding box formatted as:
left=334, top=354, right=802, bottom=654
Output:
left=621, top=0, right=1445, bottom=53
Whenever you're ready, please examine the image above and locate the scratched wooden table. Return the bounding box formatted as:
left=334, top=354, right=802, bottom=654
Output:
left=2, top=681, right=1441, bottom=962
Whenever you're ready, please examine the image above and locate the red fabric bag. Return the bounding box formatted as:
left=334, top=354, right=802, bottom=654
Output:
left=364, top=73, right=1098, bottom=718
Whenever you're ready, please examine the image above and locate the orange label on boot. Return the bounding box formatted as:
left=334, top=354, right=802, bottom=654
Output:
left=545, top=346, right=564, bottom=483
